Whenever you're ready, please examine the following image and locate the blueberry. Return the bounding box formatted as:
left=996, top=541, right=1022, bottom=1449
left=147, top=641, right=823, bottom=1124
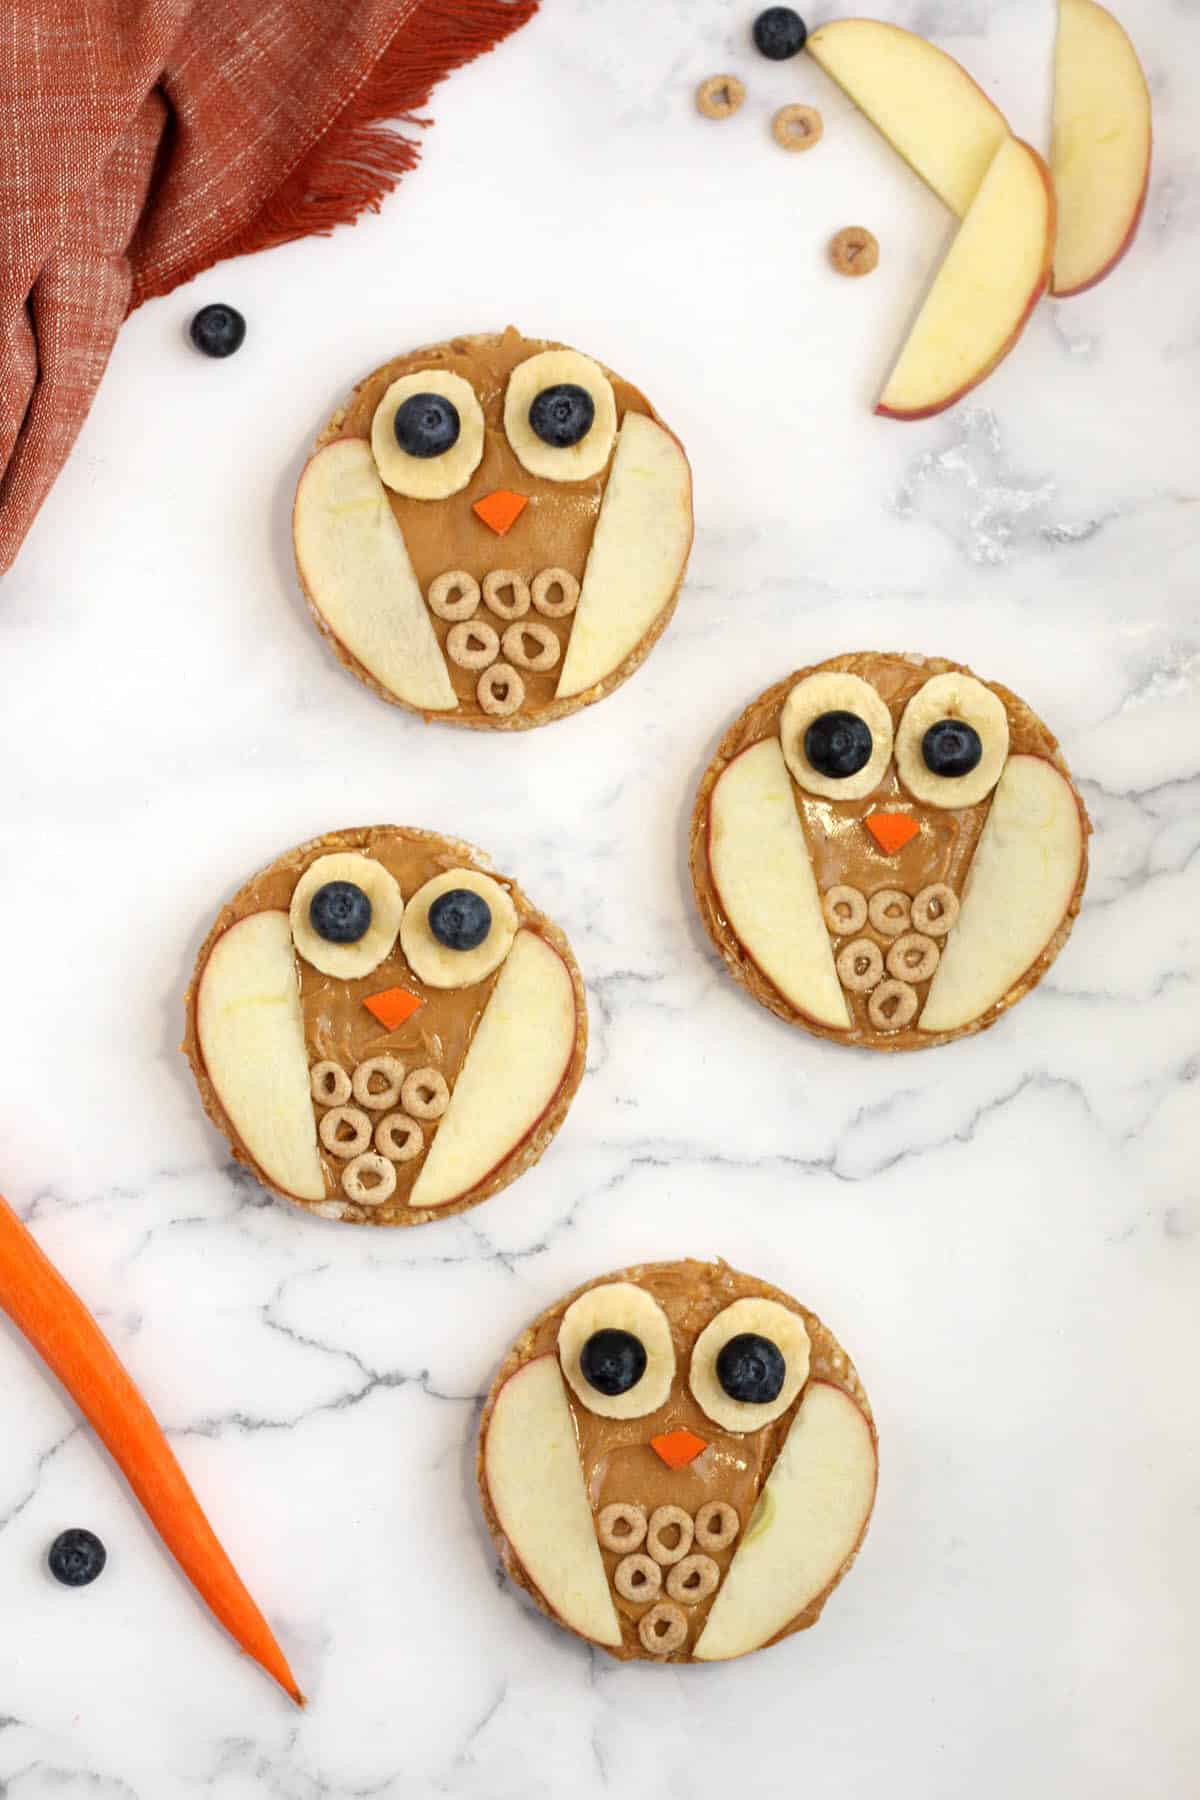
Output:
left=922, top=719, right=983, bottom=778
left=528, top=383, right=595, bottom=450
left=580, top=1329, right=647, bottom=1396
left=804, top=710, right=873, bottom=779
left=189, top=304, right=246, bottom=359
left=309, top=880, right=372, bottom=944
left=753, top=7, right=807, bottom=59
left=716, top=1333, right=786, bottom=1404
left=428, top=888, right=492, bottom=952
left=393, top=392, right=460, bottom=458
left=48, top=1528, right=107, bottom=1587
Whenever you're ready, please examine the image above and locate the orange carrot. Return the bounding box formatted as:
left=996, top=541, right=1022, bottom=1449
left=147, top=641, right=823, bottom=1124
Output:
left=363, top=986, right=424, bottom=1031
left=0, top=1193, right=302, bottom=1705
left=650, top=1428, right=708, bottom=1471
left=864, top=812, right=920, bottom=855
left=472, top=489, right=527, bottom=536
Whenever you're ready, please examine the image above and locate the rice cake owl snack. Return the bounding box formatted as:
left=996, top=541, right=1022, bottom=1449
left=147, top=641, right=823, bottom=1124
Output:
left=690, top=652, right=1089, bottom=1050
left=292, top=328, right=694, bottom=729
left=183, top=826, right=586, bottom=1225
left=478, top=1259, right=877, bottom=1662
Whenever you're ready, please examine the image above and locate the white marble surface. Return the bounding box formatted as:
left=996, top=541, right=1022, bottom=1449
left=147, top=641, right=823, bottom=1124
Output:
left=2, top=0, right=1198, bottom=1792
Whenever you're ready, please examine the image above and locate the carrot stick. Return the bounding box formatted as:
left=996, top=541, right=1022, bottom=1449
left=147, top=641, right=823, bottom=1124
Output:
left=0, top=1193, right=303, bottom=1705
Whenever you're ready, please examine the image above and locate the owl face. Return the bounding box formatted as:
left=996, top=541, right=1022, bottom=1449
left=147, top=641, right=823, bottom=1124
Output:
left=185, top=826, right=585, bottom=1226
left=479, top=1260, right=877, bottom=1663
left=695, top=653, right=1089, bottom=1049
left=293, top=329, right=694, bottom=729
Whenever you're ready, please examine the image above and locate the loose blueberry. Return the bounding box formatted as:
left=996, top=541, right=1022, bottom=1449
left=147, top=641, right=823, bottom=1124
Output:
left=715, top=1333, right=786, bottom=1404
left=528, top=383, right=595, bottom=449
left=580, top=1328, right=647, bottom=1397
left=393, top=392, right=461, bottom=459
left=428, top=888, right=492, bottom=952
left=753, top=7, right=807, bottom=59
left=48, top=1528, right=107, bottom=1587
left=309, top=880, right=372, bottom=944
left=189, top=304, right=246, bottom=359
left=922, top=719, right=983, bottom=778
left=804, top=709, right=873, bottom=779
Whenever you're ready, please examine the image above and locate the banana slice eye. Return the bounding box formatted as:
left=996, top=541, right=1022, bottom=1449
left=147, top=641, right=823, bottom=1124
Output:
left=290, top=853, right=404, bottom=978
left=558, top=1282, right=676, bottom=1420
left=690, top=1298, right=810, bottom=1434
left=504, top=350, right=618, bottom=482
left=780, top=673, right=894, bottom=801
left=370, top=369, right=485, bottom=500
left=895, top=673, right=1010, bottom=809
left=399, top=869, right=517, bottom=989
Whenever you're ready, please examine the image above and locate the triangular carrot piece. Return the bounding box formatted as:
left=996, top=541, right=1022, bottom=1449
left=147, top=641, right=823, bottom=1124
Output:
left=473, top=489, right=528, bottom=536
left=650, top=1428, right=708, bottom=1471
left=865, top=812, right=920, bottom=855
left=363, top=987, right=424, bottom=1031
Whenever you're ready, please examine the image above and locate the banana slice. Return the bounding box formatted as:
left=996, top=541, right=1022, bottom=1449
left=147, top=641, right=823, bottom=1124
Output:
left=289, top=853, right=404, bottom=979
left=503, top=349, right=617, bottom=482
left=780, top=673, right=894, bottom=801
left=895, top=672, right=1009, bottom=809
left=399, top=869, right=517, bottom=989
left=558, top=1282, right=676, bottom=1421
left=689, top=1298, right=810, bottom=1434
left=370, top=369, right=485, bottom=500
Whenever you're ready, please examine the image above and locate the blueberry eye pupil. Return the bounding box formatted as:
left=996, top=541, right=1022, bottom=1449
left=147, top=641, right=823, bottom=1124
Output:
left=804, top=710, right=873, bottom=779
left=529, top=383, right=595, bottom=449
left=922, top=719, right=983, bottom=778
left=309, top=881, right=372, bottom=944
left=715, top=1333, right=786, bottom=1404
left=580, top=1328, right=647, bottom=1396
left=428, top=888, right=492, bottom=952
left=393, top=392, right=461, bottom=458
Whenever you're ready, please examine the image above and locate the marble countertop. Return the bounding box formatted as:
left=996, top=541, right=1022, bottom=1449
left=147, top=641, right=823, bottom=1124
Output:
left=2, top=0, right=1197, bottom=1793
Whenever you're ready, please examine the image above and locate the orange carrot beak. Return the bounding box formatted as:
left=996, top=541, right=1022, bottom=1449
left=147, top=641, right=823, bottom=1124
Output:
left=472, top=488, right=528, bottom=536
left=650, top=1428, right=708, bottom=1470
left=864, top=811, right=920, bottom=855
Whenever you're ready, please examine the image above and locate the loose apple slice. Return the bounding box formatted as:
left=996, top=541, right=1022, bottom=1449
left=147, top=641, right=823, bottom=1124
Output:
left=555, top=413, right=693, bottom=701
left=877, top=137, right=1055, bottom=421
left=807, top=18, right=1009, bottom=218
left=1051, top=0, right=1152, bottom=297
left=195, top=911, right=325, bottom=1203
left=293, top=437, right=458, bottom=712
left=707, top=740, right=850, bottom=1030
left=408, top=931, right=577, bottom=1210
left=484, top=1354, right=622, bottom=1647
left=920, top=755, right=1084, bottom=1034
left=693, top=1382, right=877, bottom=1662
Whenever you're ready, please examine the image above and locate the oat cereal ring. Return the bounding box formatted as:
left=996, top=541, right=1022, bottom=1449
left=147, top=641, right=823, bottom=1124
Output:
left=886, top=932, right=940, bottom=984
left=837, top=938, right=884, bottom=993
left=868, top=889, right=912, bottom=938
left=646, top=1504, right=694, bottom=1567
left=427, top=570, right=481, bottom=622
left=868, top=978, right=919, bottom=1033
left=695, top=74, right=745, bottom=120
left=400, top=1067, right=449, bottom=1120
left=912, top=883, right=960, bottom=938
left=830, top=226, right=880, bottom=277
left=477, top=663, right=525, bottom=718
left=481, top=570, right=531, bottom=622
left=341, top=1152, right=397, bottom=1207
left=614, top=1553, right=663, bottom=1603
left=374, top=1112, right=425, bottom=1163
left=531, top=568, right=580, bottom=619
left=352, top=1054, right=406, bottom=1111
left=638, top=1601, right=689, bottom=1656
left=666, top=1554, right=720, bottom=1606
left=694, top=1501, right=740, bottom=1553
left=446, top=619, right=500, bottom=671
left=822, top=885, right=868, bottom=936
left=597, top=1502, right=648, bottom=1554
left=501, top=619, right=560, bottom=673
left=319, top=1105, right=372, bottom=1159
left=310, top=1061, right=351, bottom=1106
left=772, top=103, right=823, bottom=152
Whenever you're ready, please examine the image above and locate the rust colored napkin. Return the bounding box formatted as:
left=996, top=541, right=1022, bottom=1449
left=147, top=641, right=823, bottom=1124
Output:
left=0, top=0, right=537, bottom=574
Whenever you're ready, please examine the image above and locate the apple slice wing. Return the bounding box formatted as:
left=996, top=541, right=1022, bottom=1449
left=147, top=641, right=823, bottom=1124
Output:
left=408, top=931, right=577, bottom=1211
left=196, top=911, right=325, bottom=1203
left=555, top=413, right=692, bottom=701
left=707, top=740, right=850, bottom=1030
left=693, top=1382, right=877, bottom=1663
left=877, top=136, right=1055, bottom=421
left=293, top=438, right=458, bottom=713
left=920, top=755, right=1085, bottom=1034
left=1051, top=0, right=1151, bottom=297
left=807, top=19, right=1009, bottom=217
left=485, top=1354, right=622, bottom=1647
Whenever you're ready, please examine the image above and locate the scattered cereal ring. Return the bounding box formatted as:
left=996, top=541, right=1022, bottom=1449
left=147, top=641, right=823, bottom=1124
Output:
left=319, top=1105, right=372, bottom=1159
left=427, top=570, right=481, bottom=622
left=501, top=619, right=560, bottom=673
left=868, top=978, right=919, bottom=1032
left=401, top=1067, right=449, bottom=1120
left=597, top=1503, right=648, bottom=1554
left=886, top=932, right=940, bottom=984
left=666, top=1553, right=720, bottom=1606
left=614, top=1552, right=663, bottom=1603
left=352, top=1055, right=406, bottom=1111
left=868, top=889, right=911, bottom=938
left=310, top=1061, right=351, bottom=1106
left=341, top=1152, right=397, bottom=1206
left=830, top=226, right=880, bottom=277
left=912, top=883, right=960, bottom=937
left=647, top=1504, right=694, bottom=1567
left=638, top=1601, right=688, bottom=1656
left=837, top=938, right=884, bottom=993
left=772, top=103, right=823, bottom=152
left=695, top=73, right=745, bottom=119
left=822, top=885, right=867, bottom=935
left=374, top=1112, right=425, bottom=1163
left=477, top=663, right=525, bottom=717
left=482, top=570, right=531, bottom=621
left=446, top=619, right=500, bottom=670
left=531, top=568, right=580, bottom=619
left=694, top=1501, right=739, bottom=1553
